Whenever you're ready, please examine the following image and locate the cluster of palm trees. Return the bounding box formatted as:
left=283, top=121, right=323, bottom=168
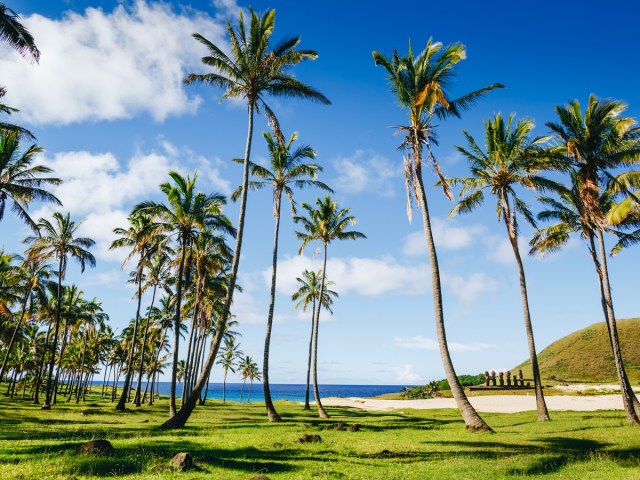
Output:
left=373, top=39, right=640, bottom=430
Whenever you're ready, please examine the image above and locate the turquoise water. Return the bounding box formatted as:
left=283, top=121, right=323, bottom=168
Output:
left=104, top=382, right=403, bottom=403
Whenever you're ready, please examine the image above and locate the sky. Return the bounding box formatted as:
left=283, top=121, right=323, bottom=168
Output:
left=2, top=0, right=640, bottom=386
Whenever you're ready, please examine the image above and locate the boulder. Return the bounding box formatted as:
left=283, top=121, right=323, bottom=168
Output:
left=78, top=439, right=114, bottom=456
left=171, top=452, right=194, bottom=471
left=298, top=434, right=322, bottom=443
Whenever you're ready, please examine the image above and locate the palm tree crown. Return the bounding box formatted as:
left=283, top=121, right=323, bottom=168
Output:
left=0, top=131, right=60, bottom=231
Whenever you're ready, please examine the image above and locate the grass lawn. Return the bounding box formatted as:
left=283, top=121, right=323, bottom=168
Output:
left=1, top=394, right=639, bottom=479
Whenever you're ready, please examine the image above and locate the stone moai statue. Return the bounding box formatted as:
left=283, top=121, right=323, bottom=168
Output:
left=491, top=370, right=496, bottom=386
left=518, top=369, right=524, bottom=387
left=484, top=371, right=490, bottom=386
left=506, top=370, right=512, bottom=386
left=499, top=371, right=504, bottom=386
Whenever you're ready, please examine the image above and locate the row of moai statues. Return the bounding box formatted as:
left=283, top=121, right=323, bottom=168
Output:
left=484, top=369, right=530, bottom=387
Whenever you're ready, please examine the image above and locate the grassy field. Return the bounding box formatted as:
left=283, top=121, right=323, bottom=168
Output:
left=1, top=394, right=640, bottom=479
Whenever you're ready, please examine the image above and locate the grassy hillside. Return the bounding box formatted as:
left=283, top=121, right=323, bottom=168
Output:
left=516, top=317, right=640, bottom=384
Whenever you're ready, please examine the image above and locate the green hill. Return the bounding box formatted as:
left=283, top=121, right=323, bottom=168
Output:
left=515, top=317, right=640, bottom=384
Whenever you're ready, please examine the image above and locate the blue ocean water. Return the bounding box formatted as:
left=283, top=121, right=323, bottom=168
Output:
left=100, top=382, right=403, bottom=403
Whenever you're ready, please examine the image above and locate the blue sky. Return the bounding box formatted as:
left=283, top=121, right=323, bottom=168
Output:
left=2, top=0, right=639, bottom=385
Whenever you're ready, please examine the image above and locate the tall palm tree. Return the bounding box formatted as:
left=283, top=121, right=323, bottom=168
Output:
left=24, top=212, right=95, bottom=409
left=232, top=130, right=331, bottom=422
left=294, top=195, right=365, bottom=418
left=372, top=39, right=502, bottom=431
left=535, top=96, right=640, bottom=424
left=0, top=4, right=39, bottom=62
left=292, top=269, right=337, bottom=410
left=134, top=171, right=233, bottom=418
left=449, top=113, right=556, bottom=421
left=0, top=131, right=60, bottom=231
left=110, top=213, right=165, bottom=410
left=164, top=7, right=330, bottom=429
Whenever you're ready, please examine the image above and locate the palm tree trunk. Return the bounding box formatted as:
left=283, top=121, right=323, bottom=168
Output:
left=0, top=287, right=31, bottom=380
left=413, top=169, right=491, bottom=431
left=181, top=315, right=198, bottom=407
left=116, top=265, right=144, bottom=410
left=312, top=244, right=329, bottom=418
left=249, top=379, right=253, bottom=403
left=240, top=379, right=246, bottom=403
left=169, top=239, right=188, bottom=418
left=594, top=230, right=639, bottom=424
left=501, top=197, right=549, bottom=421
left=33, top=321, right=52, bottom=404
left=222, top=368, right=228, bottom=404
left=264, top=193, right=283, bottom=422
left=43, top=257, right=64, bottom=410
left=75, top=330, right=88, bottom=403
left=135, top=284, right=157, bottom=406
left=304, top=300, right=316, bottom=410
left=160, top=101, right=255, bottom=429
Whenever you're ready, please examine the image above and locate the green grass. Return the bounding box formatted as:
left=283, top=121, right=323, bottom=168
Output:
left=516, top=317, right=640, bottom=384
left=1, top=394, right=640, bottom=479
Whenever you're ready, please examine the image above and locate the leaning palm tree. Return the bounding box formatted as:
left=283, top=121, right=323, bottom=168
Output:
left=232, top=130, right=331, bottom=422
left=134, top=171, right=233, bottom=418
left=292, top=269, right=338, bottom=410
left=0, top=131, right=60, bottom=231
left=0, top=4, right=39, bottom=62
left=24, top=212, right=96, bottom=409
left=163, top=7, right=330, bottom=429
left=294, top=195, right=365, bottom=418
left=449, top=113, right=556, bottom=421
left=372, top=38, right=502, bottom=431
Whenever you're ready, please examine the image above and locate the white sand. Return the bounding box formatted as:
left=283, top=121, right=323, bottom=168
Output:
left=321, top=386, right=635, bottom=413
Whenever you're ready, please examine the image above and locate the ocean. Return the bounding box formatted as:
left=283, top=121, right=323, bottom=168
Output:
left=100, top=381, right=403, bottom=403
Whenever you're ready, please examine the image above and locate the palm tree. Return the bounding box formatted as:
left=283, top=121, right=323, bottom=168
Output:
left=134, top=171, right=233, bottom=418
left=449, top=113, right=556, bottom=421
left=232, top=130, right=331, bottom=422
left=292, top=269, right=338, bottom=410
left=217, top=336, right=241, bottom=403
left=110, top=212, right=165, bottom=410
left=247, top=360, right=261, bottom=403
left=24, top=212, right=96, bottom=409
left=535, top=96, right=640, bottom=424
left=372, top=39, right=502, bottom=431
left=0, top=4, right=39, bottom=62
left=294, top=195, right=365, bottom=418
left=164, top=7, right=330, bottom=429
left=0, top=131, right=60, bottom=231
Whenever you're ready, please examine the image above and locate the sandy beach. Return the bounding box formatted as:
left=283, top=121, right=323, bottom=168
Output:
left=321, top=385, right=636, bottom=413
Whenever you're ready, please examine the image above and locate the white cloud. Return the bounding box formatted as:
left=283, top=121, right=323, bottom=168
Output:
left=270, top=254, right=430, bottom=297
left=332, top=150, right=401, bottom=197
left=403, top=218, right=487, bottom=256
left=394, top=364, right=425, bottom=384
left=394, top=336, right=495, bottom=353
left=32, top=141, right=231, bottom=262
left=441, top=272, right=499, bottom=306
left=1, top=1, right=227, bottom=124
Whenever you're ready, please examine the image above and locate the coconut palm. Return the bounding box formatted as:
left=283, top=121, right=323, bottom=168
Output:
left=134, top=171, right=233, bottom=418
left=231, top=130, right=331, bottom=421
left=0, top=131, right=60, bottom=231
left=448, top=113, right=557, bottom=421
left=217, top=336, right=242, bottom=403
left=164, top=8, right=330, bottom=429
left=292, top=269, right=338, bottom=410
left=0, top=4, right=39, bottom=62
left=372, top=38, right=502, bottom=431
left=294, top=195, right=365, bottom=418
left=24, top=213, right=95, bottom=409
